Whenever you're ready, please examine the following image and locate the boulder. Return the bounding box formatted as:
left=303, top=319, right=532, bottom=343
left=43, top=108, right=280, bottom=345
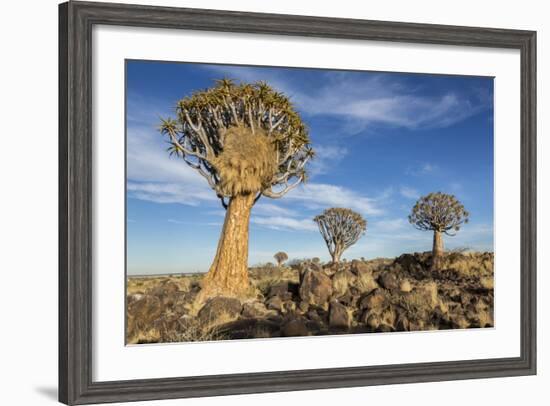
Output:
left=241, top=301, right=276, bottom=319
left=336, top=292, right=357, bottom=307
left=173, top=290, right=199, bottom=314
left=379, top=306, right=397, bottom=327
left=395, top=253, right=424, bottom=273
left=364, top=313, right=380, bottom=329
left=298, top=263, right=322, bottom=281
left=198, top=297, right=242, bottom=326
left=395, top=314, right=410, bottom=331
left=355, top=269, right=379, bottom=294
left=329, top=301, right=351, bottom=329
left=127, top=293, right=145, bottom=304
left=266, top=295, right=284, bottom=312
left=378, top=272, right=399, bottom=290
left=127, top=295, right=162, bottom=325
left=332, top=269, right=356, bottom=297
left=304, top=320, right=323, bottom=334
left=350, top=260, right=373, bottom=275
left=299, top=269, right=333, bottom=307
left=268, top=282, right=289, bottom=298
left=298, top=301, right=310, bottom=313
left=375, top=324, right=395, bottom=333
left=282, top=300, right=297, bottom=314
left=306, top=309, right=323, bottom=323
left=399, top=279, right=413, bottom=293
left=419, top=282, right=439, bottom=309
left=359, top=289, right=388, bottom=312
left=281, top=318, right=309, bottom=337
left=159, top=291, right=187, bottom=308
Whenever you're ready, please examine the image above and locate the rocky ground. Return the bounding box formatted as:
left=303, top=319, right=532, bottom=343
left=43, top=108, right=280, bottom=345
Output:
left=126, top=251, right=494, bottom=344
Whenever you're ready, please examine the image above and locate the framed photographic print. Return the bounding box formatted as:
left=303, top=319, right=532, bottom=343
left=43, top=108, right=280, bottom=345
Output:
left=59, top=1, right=536, bottom=404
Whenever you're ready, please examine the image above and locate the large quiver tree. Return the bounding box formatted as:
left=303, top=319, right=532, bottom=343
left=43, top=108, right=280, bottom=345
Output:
left=314, top=208, right=367, bottom=264
left=160, top=79, right=313, bottom=298
left=408, top=192, right=469, bottom=268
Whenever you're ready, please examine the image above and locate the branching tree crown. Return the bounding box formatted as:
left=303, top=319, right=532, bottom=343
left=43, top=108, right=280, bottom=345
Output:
left=314, top=208, right=367, bottom=263
left=274, top=251, right=288, bottom=266
left=159, top=79, right=314, bottom=208
left=408, top=192, right=469, bottom=235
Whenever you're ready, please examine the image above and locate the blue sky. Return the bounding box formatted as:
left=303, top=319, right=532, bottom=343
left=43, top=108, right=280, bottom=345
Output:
left=126, top=60, right=494, bottom=275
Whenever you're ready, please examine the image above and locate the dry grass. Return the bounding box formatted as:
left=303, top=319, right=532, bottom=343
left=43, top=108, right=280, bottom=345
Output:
left=440, top=252, right=494, bottom=278
left=211, top=126, right=277, bottom=196
left=126, top=252, right=493, bottom=342
left=249, top=266, right=299, bottom=297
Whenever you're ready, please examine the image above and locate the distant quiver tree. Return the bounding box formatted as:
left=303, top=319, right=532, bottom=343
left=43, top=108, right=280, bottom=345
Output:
left=160, top=79, right=313, bottom=297
left=408, top=192, right=469, bottom=268
left=274, top=251, right=288, bottom=266
left=313, top=208, right=367, bottom=263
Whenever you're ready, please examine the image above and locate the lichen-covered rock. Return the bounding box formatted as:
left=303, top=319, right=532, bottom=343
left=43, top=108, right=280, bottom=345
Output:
left=266, top=295, right=284, bottom=312
left=268, top=282, right=289, bottom=298
left=198, top=297, right=242, bottom=326
left=418, top=282, right=439, bottom=310
left=332, top=269, right=356, bottom=297
left=128, top=295, right=163, bottom=326
left=299, top=269, right=333, bottom=307
left=241, top=301, right=276, bottom=319
left=329, top=301, right=351, bottom=329
left=355, top=269, right=379, bottom=294
left=378, top=271, right=399, bottom=290
left=281, top=318, right=309, bottom=337
left=359, top=289, right=388, bottom=312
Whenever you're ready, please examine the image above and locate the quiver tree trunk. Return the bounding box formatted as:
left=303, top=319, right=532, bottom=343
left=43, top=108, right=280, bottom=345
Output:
left=431, top=230, right=444, bottom=270
left=331, top=245, right=343, bottom=264
left=200, top=193, right=255, bottom=298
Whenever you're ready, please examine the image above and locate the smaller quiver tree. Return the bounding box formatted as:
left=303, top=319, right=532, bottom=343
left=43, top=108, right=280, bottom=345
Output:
left=314, top=208, right=366, bottom=264
left=274, top=251, right=288, bottom=266
left=408, top=192, right=469, bottom=269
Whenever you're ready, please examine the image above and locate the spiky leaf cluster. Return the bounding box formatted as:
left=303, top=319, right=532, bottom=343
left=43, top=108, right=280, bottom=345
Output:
left=159, top=79, right=314, bottom=206
left=314, top=208, right=367, bottom=258
left=408, top=192, right=469, bottom=235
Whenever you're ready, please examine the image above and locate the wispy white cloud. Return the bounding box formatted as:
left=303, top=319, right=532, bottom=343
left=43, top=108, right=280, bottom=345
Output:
left=204, top=66, right=490, bottom=131
left=251, top=216, right=317, bottom=232
left=167, top=219, right=221, bottom=226
left=127, top=126, right=210, bottom=186
left=309, top=145, right=348, bottom=177
left=126, top=125, right=218, bottom=206
left=405, top=162, right=438, bottom=176
left=253, top=202, right=297, bottom=217
left=399, top=186, right=420, bottom=199
left=286, top=183, right=384, bottom=216
left=371, top=217, right=410, bottom=233
left=127, top=182, right=216, bottom=206
left=127, top=123, right=385, bottom=217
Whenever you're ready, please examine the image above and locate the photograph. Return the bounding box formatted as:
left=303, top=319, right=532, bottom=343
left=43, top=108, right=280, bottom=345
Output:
left=125, top=60, right=495, bottom=344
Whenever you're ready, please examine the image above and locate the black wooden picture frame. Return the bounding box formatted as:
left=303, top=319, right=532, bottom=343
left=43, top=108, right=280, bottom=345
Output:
left=59, top=1, right=537, bottom=404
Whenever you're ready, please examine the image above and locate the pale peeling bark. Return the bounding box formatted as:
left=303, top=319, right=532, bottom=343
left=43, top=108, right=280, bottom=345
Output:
left=431, top=230, right=444, bottom=270
left=200, top=193, right=255, bottom=298
left=433, top=230, right=444, bottom=258
left=331, top=248, right=343, bottom=264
